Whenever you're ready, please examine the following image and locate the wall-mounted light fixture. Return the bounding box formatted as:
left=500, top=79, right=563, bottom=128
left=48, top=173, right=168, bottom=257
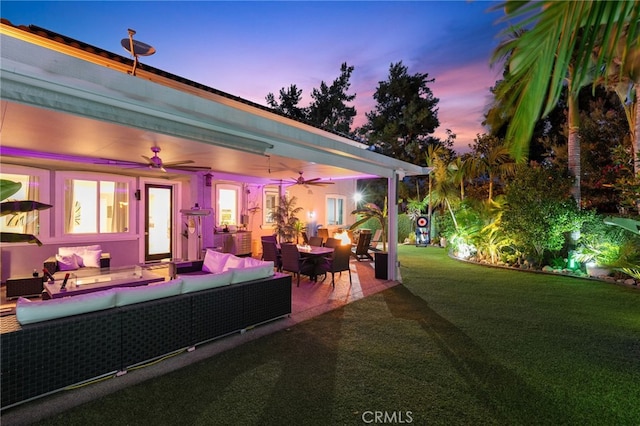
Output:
left=205, top=173, right=213, bottom=187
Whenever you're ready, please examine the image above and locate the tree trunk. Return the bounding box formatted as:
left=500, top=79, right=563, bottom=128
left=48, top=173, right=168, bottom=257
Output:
left=634, top=83, right=640, bottom=213
left=567, top=92, right=581, bottom=208
left=427, top=173, right=433, bottom=233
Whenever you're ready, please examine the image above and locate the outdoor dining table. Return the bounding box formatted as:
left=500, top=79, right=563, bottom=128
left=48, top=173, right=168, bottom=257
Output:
left=296, top=245, right=334, bottom=281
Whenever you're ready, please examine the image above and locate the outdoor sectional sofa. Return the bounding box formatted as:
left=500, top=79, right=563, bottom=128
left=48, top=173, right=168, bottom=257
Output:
left=1, top=250, right=291, bottom=409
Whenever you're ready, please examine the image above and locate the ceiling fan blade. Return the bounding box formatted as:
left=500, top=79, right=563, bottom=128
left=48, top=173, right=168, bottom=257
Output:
left=309, top=181, right=334, bottom=186
left=304, top=177, right=322, bottom=183
left=141, top=155, right=156, bottom=166
left=162, top=160, right=195, bottom=167
left=95, top=158, right=146, bottom=167
left=171, top=165, right=212, bottom=171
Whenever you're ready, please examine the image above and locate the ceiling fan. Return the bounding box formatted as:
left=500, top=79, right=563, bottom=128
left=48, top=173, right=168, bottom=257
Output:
left=274, top=171, right=334, bottom=186
left=97, top=146, right=211, bottom=172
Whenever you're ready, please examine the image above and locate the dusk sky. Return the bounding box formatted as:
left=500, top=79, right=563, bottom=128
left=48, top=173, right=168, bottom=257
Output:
left=2, top=1, right=506, bottom=153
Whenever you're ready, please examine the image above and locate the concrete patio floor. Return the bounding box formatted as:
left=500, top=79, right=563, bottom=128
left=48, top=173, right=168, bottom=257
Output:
left=1, top=257, right=398, bottom=425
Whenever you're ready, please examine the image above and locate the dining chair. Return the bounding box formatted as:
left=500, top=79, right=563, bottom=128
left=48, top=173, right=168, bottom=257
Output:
left=321, top=244, right=352, bottom=288
left=280, top=243, right=316, bottom=286
left=316, top=228, right=329, bottom=244
left=301, top=231, right=310, bottom=245
left=308, top=236, right=324, bottom=247
left=261, top=240, right=282, bottom=272
left=324, top=237, right=341, bottom=249
left=261, top=234, right=278, bottom=244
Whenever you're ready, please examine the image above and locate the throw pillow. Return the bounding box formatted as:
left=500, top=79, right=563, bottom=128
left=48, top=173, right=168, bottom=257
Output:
left=82, top=249, right=103, bottom=268
left=222, top=254, right=245, bottom=271
left=202, top=249, right=230, bottom=274
left=59, top=245, right=101, bottom=267
left=55, top=254, right=79, bottom=271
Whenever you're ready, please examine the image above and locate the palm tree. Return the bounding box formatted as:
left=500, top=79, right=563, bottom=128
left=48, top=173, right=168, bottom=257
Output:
left=430, top=155, right=460, bottom=232
left=468, top=142, right=516, bottom=201
left=272, top=195, right=303, bottom=243
left=448, top=156, right=469, bottom=201
left=350, top=200, right=388, bottom=252
left=492, top=1, right=640, bottom=162
left=601, top=29, right=640, bottom=211
left=425, top=144, right=449, bottom=232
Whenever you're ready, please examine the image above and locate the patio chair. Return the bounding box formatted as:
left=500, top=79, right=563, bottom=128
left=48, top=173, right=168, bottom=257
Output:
left=261, top=240, right=282, bottom=272
left=261, top=234, right=278, bottom=244
left=369, top=229, right=383, bottom=251
left=280, top=243, right=316, bottom=286
left=352, top=231, right=373, bottom=261
left=318, top=244, right=352, bottom=288
left=317, top=228, right=329, bottom=244
left=324, top=237, right=341, bottom=249
left=309, top=236, right=324, bottom=247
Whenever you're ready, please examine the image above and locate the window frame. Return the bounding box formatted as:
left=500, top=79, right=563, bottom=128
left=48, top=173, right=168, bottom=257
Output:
left=326, top=194, right=347, bottom=227
left=55, top=171, right=135, bottom=240
left=0, top=164, right=51, bottom=243
left=216, top=183, right=241, bottom=226
left=263, top=186, right=280, bottom=225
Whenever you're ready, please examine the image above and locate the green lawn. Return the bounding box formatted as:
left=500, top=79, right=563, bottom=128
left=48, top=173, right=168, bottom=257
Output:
left=36, top=246, right=639, bottom=425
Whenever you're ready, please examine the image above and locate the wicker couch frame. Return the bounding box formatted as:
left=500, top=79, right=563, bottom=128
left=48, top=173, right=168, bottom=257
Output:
left=1, top=272, right=291, bottom=409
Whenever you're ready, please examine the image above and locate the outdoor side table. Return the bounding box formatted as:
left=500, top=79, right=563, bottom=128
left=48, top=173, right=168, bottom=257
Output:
left=6, top=275, right=44, bottom=299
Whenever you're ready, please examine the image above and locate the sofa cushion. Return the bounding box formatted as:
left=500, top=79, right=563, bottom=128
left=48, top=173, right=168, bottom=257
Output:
left=223, top=254, right=245, bottom=271
left=15, top=289, right=117, bottom=325
left=55, top=253, right=80, bottom=271
left=114, top=278, right=182, bottom=307
left=202, top=249, right=230, bottom=274
left=230, top=262, right=275, bottom=284
left=180, top=270, right=233, bottom=293
left=82, top=249, right=103, bottom=268
left=58, top=245, right=102, bottom=268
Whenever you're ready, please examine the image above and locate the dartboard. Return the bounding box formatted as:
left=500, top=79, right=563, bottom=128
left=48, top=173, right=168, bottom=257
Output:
left=417, top=216, right=428, bottom=228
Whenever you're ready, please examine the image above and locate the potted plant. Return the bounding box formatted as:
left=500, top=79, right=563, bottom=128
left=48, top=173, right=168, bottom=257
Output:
left=350, top=198, right=389, bottom=279
left=574, top=241, right=620, bottom=277
left=349, top=198, right=388, bottom=251
left=272, top=195, right=303, bottom=243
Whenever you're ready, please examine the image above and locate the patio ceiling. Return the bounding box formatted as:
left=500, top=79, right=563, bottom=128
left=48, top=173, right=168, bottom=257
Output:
left=0, top=100, right=365, bottom=184
left=0, top=22, right=428, bottom=184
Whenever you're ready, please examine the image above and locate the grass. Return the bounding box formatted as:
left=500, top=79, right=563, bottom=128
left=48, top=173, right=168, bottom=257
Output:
left=34, top=246, right=639, bottom=425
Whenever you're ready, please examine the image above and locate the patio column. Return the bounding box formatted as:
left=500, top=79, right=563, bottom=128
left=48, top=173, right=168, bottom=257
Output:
left=387, top=171, right=399, bottom=281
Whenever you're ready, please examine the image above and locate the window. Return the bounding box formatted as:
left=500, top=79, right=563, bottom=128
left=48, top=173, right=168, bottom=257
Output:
left=217, top=184, right=239, bottom=226
left=0, top=169, right=45, bottom=237
left=263, top=188, right=279, bottom=224
left=326, top=195, right=346, bottom=226
left=63, top=177, right=130, bottom=234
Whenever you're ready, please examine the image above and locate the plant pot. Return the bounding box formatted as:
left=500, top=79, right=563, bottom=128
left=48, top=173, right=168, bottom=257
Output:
left=374, top=251, right=388, bottom=280
left=586, top=264, right=611, bottom=278
left=440, top=237, right=447, bottom=248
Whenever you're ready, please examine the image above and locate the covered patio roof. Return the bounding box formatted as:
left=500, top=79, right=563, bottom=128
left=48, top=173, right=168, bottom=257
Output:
left=0, top=20, right=428, bottom=184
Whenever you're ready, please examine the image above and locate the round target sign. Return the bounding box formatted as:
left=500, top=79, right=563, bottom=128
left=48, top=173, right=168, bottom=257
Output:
left=417, top=216, right=428, bottom=228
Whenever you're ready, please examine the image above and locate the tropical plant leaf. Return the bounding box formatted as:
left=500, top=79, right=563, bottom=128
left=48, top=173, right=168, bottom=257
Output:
left=0, top=232, right=43, bottom=246
left=1, top=200, right=53, bottom=216
left=492, top=0, right=640, bottom=160
left=0, top=179, right=22, bottom=201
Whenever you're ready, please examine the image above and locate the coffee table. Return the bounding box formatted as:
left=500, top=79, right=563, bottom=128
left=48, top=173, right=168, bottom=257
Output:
left=43, top=265, right=164, bottom=299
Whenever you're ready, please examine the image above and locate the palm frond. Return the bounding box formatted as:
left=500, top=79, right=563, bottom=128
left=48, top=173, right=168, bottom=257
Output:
left=492, top=0, right=640, bottom=161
